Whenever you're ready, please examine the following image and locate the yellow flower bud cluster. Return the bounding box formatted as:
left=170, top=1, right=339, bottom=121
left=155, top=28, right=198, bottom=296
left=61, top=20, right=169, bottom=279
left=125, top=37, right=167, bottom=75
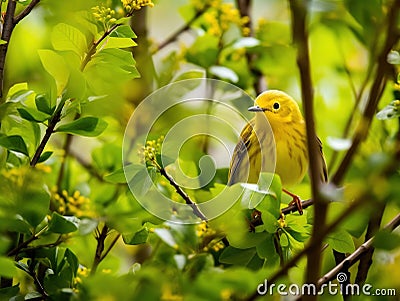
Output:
left=52, top=188, right=95, bottom=218
left=92, top=6, right=117, bottom=27
left=198, top=1, right=251, bottom=37
left=196, top=222, right=225, bottom=252
left=191, top=0, right=221, bottom=11
left=74, top=266, right=90, bottom=288
left=121, top=0, right=154, bottom=12
left=140, top=136, right=164, bottom=167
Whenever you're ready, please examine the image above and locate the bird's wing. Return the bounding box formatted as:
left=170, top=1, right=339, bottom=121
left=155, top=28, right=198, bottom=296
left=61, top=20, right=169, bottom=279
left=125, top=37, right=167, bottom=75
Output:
left=317, top=136, right=328, bottom=182
left=228, top=119, right=255, bottom=185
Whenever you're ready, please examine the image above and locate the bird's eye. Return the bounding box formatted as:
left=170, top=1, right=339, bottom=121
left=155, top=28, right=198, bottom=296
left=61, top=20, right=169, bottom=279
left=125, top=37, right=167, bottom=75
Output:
left=273, top=102, right=280, bottom=110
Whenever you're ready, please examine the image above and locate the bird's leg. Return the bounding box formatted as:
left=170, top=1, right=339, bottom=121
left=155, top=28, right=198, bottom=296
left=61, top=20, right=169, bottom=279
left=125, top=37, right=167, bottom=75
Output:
left=282, top=188, right=303, bottom=215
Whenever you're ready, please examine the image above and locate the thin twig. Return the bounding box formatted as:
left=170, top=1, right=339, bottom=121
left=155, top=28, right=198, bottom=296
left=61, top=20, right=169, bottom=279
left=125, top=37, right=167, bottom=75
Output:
left=91, top=224, right=109, bottom=275
left=355, top=204, right=385, bottom=284
left=29, top=269, right=48, bottom=299
left=100, top=234, right=121, bottom=261
left=332, top=0, right=400, bottom=185
left=13, top=0, right=41, bottom=24
left=80, top=23, right=122, bottom=71
left=159, top=167, right=208, bottom=221
left=281, top=199, right=314, bottom=215
left=317, top=213, right=400, bottom=287
left=57, top=21, right=125, bottom=188
left=30, top=102, right=64, bottom=166
left=236, top=0, right=265, bottom=95
left=152, top=6, right=210, bottom=54
left=0, top=0, right=40, bottom=100
left=245, top=196, right=365, bottom=301
left=0, top=0, right=17, bottom=99
left=7, top=226, right=49, bottom=257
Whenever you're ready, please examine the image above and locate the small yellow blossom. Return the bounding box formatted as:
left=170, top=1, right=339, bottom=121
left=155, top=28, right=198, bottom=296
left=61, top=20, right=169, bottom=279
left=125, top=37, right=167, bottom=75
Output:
left=221, top=289, right=232, bottom=301
left=195, top=1, right=250, bottom=37
left=139, top=136, right=164, bottom=167
left=51, top=188, right=96, bottom=218
left=121, top=0, right=154, bottom=12
left=92, top=6, right=117, bottom=28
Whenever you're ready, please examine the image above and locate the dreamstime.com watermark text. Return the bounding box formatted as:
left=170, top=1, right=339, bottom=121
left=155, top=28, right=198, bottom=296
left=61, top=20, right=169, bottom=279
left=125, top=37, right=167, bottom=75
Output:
left=257, top=273, right=397, bottom=296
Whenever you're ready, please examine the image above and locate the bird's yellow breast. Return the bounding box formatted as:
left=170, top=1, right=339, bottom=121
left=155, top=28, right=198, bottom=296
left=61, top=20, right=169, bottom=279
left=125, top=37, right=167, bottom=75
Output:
left=270, top=122, right=308, bottom=186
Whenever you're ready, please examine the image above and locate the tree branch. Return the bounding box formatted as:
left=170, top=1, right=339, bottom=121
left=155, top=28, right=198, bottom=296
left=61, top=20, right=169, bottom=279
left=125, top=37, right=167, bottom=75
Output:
left=288, top=1, right=327, bottom=297
left=0, top=0, right=41, bottom=100
left=91, top=224, right=109, bottom=275
left=317, top=212, right=400, bottom=288
left=159, top=167, right=208, bottom=221
left=7, top=226, right=49, bottom=257
left=99, top=233, right=121, bottom=261
left=355, top=204, right=385, bottom=284
left=152, top=5, right=210, bottom=54
left=235, top=0, right=266, bottom=95
left=332, top=0, right=400, bottom=185
left=246, top=196, right=365, bottom=301
left=281, top=199, right=314, bottom=215
left=0, top=0, right=17, bottom=100
left=30, top=106, right=63, bottom=167
left=58, top=21, right=126, bottom=189
left=13, top=0, right=41, bottom=25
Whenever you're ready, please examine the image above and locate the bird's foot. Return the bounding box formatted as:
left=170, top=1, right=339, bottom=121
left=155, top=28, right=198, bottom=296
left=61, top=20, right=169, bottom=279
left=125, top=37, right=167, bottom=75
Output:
left=283, top=188, right=303, bottom=215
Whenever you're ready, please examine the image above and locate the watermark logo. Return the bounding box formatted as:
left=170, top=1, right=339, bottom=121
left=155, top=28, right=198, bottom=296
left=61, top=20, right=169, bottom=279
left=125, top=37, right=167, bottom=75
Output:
left=123, top=78, right=275, bottom=224
left=257, top=273, right=397, bottom=296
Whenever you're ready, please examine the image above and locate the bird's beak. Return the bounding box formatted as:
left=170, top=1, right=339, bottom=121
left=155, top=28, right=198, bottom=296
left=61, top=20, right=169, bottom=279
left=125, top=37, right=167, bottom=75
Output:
left=248, top=105, right=265, bottom=112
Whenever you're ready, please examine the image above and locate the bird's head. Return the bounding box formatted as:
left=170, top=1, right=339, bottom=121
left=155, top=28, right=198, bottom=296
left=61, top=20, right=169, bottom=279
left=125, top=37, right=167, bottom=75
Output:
left=248, top=90, right=304, bottom=125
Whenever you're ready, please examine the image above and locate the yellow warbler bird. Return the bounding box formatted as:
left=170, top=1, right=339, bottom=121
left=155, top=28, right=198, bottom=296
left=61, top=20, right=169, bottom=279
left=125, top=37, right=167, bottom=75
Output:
left=228, top=90, right=327, bottom=213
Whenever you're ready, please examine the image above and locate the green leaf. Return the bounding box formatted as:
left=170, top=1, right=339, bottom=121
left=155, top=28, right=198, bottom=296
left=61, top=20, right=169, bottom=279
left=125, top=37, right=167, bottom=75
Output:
left=154, top=228, right=177, bottom=248
left=0, top=169, right=51, bottom=227
left=209, top=66, right=239, bottom=83
left=0, top=135, right=29, bottom=156
left=56, top=116, right=107, bottom=137
left=129, top=167, right=158, bottom=197
left=0, top=257, right=18, bottom=278
left=0, top=284, right=20, bottom=300
left=38, top=151, right=53, bottom=163
left=84, top=48, right=139, bottom=94
left=219, top=246, right=257, bottom=265
left=256, top=234, right=277, bottom=259
left=227, top=231, right=268, bottom=249
left=38, top=49, right=70, bottom=95
left=104, top=168, right=127, bottom=183
left=259, top=172, right=282, bottom=201
left=17, top=107, right=50, bottom=122
left=78, top=218, right=98, bottom=236
left=110, top=25, right=137, bottom=38
left=64, top=248, right=79, bottom=276
left=51, top=23, right=87, bottom=56
left=387, top=50, right=400, bottom=64
left=326, top=137, right=352, bottom=151
left=374, top=230, right=400, bottom=250
left=103, top=37, right=137, bottom=49
left=232, top=37, right=260, bottom=49
left=326, top=230, right=355, bottom=253
left=0, top=40, right=7, bottom=45
left=376, top=100, right=400, bottom=120
left=48, top=212, right=79, bottom=234
left=172, top=69, right=205, bottom=82
left=123, top=227, right=149, bottom=245
left=35, top=94, right=54, bottom=115
left=260, top=210, right=279, bottom=233
left=104, top=164, right=142, bottom=184
left=186, top=35, right=219, bottom=68
left=6, top=87, right=34, bottom=103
